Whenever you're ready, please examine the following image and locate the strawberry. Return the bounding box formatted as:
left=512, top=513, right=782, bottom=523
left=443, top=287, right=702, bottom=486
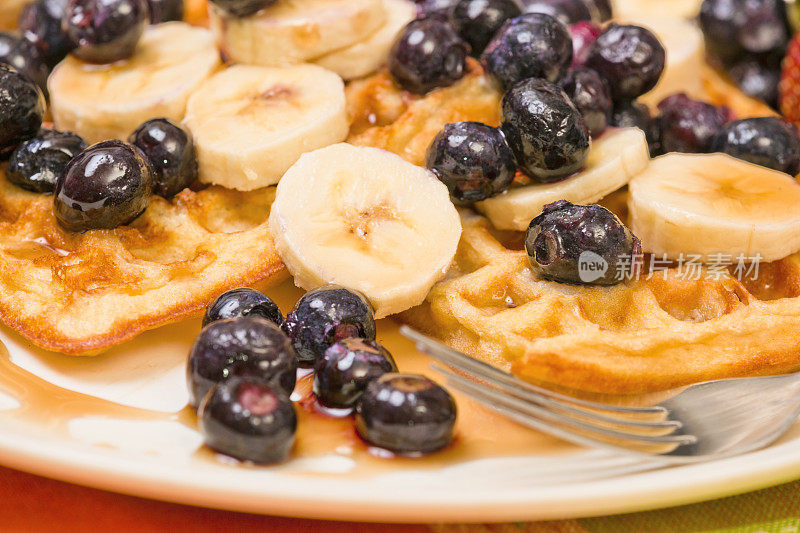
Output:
left=780, top=31, right=800, bottom=124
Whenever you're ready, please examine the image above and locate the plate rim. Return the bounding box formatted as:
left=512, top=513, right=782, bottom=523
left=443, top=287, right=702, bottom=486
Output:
left=0, top=421, right=799, bottom=523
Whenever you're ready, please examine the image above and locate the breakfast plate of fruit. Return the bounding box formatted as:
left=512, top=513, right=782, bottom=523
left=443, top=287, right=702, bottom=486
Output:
left=1, top=0, right=800, bottom=523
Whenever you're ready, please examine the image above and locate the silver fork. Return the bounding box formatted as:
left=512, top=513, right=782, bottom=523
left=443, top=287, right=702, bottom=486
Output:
left=400, top=326, right=800, bottom=463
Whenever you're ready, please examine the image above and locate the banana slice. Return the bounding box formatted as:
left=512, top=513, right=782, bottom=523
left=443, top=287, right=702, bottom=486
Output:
left=629, top=153, right=800, bottom=262
left=629, top=16, right=706, bottom=107
left=49, top=22, right=221, bottom=144
left=210, top=0, right=387, bottom=67
left=183, top=64, right=348, bottom=191
left=476, top=127, right=650, bottom=231
left=313, top=0, right=416, bottom=81
left=614, top=0, right=700, bottom=20
left=269, top=143, right=461, bottom=318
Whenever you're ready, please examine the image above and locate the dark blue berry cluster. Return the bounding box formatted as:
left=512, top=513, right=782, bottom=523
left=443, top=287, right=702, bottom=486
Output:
left=188, top=286, right=457, bottom=462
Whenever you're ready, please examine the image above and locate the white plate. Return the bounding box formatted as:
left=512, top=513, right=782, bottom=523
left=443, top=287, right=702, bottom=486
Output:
left=0, top=285, right=798, bottom=523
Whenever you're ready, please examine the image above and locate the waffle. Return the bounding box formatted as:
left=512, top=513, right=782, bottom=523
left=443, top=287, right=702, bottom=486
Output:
left=346, top=61, right=800, bottom=394
left=0, top=173, right=285, bottom=354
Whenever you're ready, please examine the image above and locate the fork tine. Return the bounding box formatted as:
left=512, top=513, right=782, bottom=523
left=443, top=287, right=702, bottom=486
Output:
left=431, top=364, right=682, bottom=432
left=401, top=326, right=668, bottom=415
left=443, top=370, right=698, bottom=448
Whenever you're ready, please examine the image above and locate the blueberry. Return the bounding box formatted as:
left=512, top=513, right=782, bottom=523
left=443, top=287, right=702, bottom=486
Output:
left=199, top=376, right=296, bottom=464
left=53, top=140, right=154, bottom=232
left=501, top=78, right=590, bottom=182
left=655, top=93, right=733, bottom=154
left=525, top=200, right=641, bottom=285
left=64, top=0, right=149, bottom=64
left=313, top=338, right=397, bottom=409
left=355, top=374, right=456, bottom=454
left=520, top=0, right=591, bottom=24
left=586, top=24, right=666, bottom=102
left=699, top=0, right=788, bottom=65
left=203, top=288, right=283, bottom=328
left=187, top=316, right=297, bottom=408
left=128, top=118, right=197, bottom=198
left=389, top=17, right=469, bottom=95
left=570, top=20, right=601, bottom=68
left=208, top=0, right=276, bottom=17
left=482, top=12, right=572, bottom=89
left=728, top=56, right=780, bottom=109
left=0, top=33, right=49, bottom=94
left=610, top=100, right=661, bottom=154
left=18, top=0, right=75, bottom=69
left=146, top=0, right=183, bottom=22
left=7, top=129, right=87, bottom=193
left=282, top=286, right=376, bottom=366
left=425, top=121, right=517, bottom=203
left=561, top=68, right=612, bottom=137
left=0, top=64, right=46, bottom=158
left=449, top=0, right=521, bottom=56
left=710, top=117, right=800, bottom=175
left=415, top=0, right=459, bottom=17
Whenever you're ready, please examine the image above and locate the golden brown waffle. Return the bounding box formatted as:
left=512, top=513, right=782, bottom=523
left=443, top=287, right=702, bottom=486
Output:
left=347, top=60, right=800, bottom=395
left=0, top=172, right=285, bottom=354
left=399, top=210, right=800, bottom=394
left=0, top=0, right=26, bottom=31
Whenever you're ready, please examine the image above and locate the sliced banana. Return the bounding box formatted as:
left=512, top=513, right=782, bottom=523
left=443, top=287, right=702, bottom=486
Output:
left=210, top=0, right=387, bottom=67
left=313, top=0, right=416, bottom=81
left=476, top=128, right=650, bottom=231
left=628, top=153, right=800, bottom=262
left=269, top=143, right=461, bottom=318
left=628, top=16, right=706, bottom=107
left=183, top=64, right=348, bottom=191
left=49, top=22, right=221, bottom=144
left=614, top=0, right=701, bottom=20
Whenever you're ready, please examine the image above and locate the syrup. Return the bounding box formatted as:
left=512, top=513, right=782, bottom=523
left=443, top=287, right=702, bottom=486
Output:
left=0, top=280, right=577, bottom=477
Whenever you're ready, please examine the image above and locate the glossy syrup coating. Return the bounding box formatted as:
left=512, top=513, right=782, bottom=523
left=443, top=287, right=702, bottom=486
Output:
left=482, top=12, right=573, bottom=90
left=199, top=376, right=297, bottom=464
left=449, top=0, right=521, bottom=56
left=389, top=16, right=469, bottom=95
left=501, top=78, right=590, bottom=183
left=202, top=288, right=284, bottom=328
left=586, top=24, right=666, bottom=102
left=561, top=67, right=612, bottom=137
left=18, top=0, right=75, bottom=68
left=313, top=338, right=398, bottom=409
left=655, top=93, right=734, bottom=154
left=0, top=33, right=49, bottom=93
left=208, top=0, right=276, bottom=17
left=7, top=129, right=87, bottom=193
left=0, top=64, right=46, bottom=157
left=355, top=373, right=457, bottom=454
left=525, top=200, right=642, bottom=286
left=425, top=121, right=517, bottom=204
left=699, top=0, right=788, bottom=65
left=146, top=0, right=184, bottom=22
left=282, top=285, right=377, bottom=366
left=63, top=0, right=149, bottom=64
left=187, top=316, right=298, bottom=408
left=129, top=118, right=198, bottom=199
left=711, top=117, right=800, bottom=175
left=53, top=140, right=154, bottom=232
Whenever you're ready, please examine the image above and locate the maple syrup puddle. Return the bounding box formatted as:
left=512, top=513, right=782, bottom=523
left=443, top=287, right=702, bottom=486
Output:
left=0, top=281, right=578, bottom=477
